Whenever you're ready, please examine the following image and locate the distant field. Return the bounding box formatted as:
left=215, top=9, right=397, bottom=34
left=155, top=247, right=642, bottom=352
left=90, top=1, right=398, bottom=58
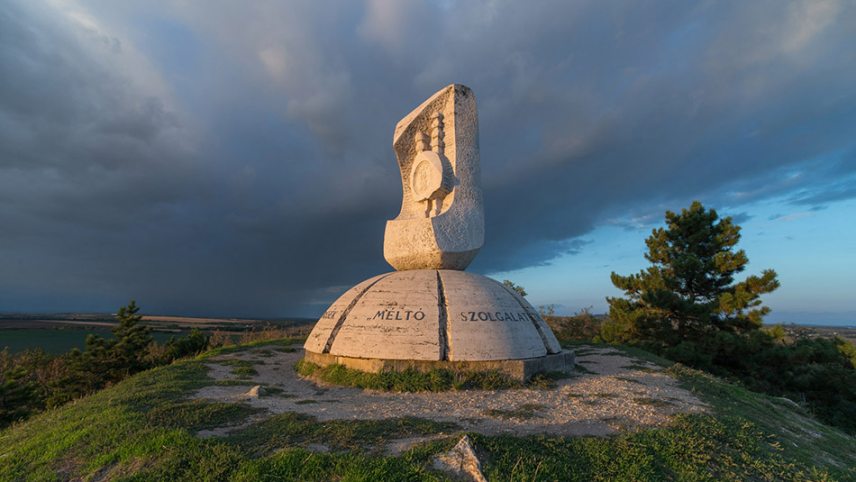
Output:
left=0, top=314, right=316, bottom=355
left=0, top=328, right=177, bottom=355
left=781, top=324, right=856, bottom=344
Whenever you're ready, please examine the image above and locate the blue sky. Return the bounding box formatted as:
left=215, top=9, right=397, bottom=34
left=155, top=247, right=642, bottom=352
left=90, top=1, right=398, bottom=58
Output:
left=494, top=197, right=856, bottom=325
left=0, top=1, right=854, bottom=325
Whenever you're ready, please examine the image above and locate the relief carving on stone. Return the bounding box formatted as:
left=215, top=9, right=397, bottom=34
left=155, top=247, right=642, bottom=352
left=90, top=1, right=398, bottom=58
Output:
left=383, top=84, right=485, bottom=271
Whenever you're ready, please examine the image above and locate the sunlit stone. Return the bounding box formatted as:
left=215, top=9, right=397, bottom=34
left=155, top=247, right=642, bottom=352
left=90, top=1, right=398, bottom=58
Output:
left=383, top=84, right=484, bottom=271
left=304, top=84, right=571, bottom=380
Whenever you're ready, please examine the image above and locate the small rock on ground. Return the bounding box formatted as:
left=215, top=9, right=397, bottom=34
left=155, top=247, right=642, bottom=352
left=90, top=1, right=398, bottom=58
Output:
left=432, top=435, right=487, bottom=482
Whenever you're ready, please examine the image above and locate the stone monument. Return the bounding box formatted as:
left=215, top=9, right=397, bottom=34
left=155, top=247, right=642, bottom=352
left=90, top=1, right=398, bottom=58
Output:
left=304, top=84, right=573, bottom=380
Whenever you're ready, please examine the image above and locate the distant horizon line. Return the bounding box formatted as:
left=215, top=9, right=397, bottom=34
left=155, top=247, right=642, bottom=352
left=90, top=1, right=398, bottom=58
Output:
left=0, top=311, right=315, bottom=322
left=0, top=310, right=852, bottom=329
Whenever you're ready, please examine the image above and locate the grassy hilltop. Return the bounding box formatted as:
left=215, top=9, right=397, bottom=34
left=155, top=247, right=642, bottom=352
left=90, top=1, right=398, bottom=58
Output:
left=1, top=338, right=854, bottom=482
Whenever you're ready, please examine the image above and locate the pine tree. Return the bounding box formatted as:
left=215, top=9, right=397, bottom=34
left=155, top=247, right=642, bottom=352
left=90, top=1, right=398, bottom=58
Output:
left=47, top=301, right=152, bottom=401
left=110, top=300, right=152, bottom=375
left=603, top=201, right=779, bottom=350
left=0, top=366, right=42, bottom=425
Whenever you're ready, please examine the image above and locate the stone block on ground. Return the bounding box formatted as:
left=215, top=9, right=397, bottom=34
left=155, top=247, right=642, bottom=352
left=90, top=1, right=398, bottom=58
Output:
left=432, top=435, right=487, bottom=482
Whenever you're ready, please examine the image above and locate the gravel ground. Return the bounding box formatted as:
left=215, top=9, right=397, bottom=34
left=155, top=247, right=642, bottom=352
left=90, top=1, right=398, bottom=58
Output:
left=194, top=344, right=706, bottom=438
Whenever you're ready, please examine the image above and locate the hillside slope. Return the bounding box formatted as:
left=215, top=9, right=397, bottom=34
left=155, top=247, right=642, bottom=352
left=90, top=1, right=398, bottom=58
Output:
left=1, top=340, right=854, bottom=481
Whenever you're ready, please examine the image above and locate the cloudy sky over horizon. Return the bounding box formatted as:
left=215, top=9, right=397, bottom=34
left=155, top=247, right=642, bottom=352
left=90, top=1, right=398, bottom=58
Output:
left=1, top=0, right=855, bottom=324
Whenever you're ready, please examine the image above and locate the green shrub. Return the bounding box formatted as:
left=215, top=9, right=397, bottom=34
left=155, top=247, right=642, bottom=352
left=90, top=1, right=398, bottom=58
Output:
left=600, top=201, right=856, bottom=434
left=0, top=302, right=219, bottom=429
left=545, top=307, right=607, bottom=343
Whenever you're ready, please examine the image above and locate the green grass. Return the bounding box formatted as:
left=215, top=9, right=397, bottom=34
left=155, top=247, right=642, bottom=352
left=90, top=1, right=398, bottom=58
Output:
left=232, top=366, right=258, bottom=379
left=527, top=371, right=571, bottom=389
left=0, top=361, right=246, bottom=481
left=213, top=379, right=257, bottom=387
left=1, top=341, right=854, bottom=481
left=668, top=364, right=856, bottom=478
left=473, top=413, right=839, bottom=481
left=215, top=359, right=260, bottom=379
left=223, top=412, right=457, bottom=456
left=232, top=448, right=443, bottom=482
left=296, top=360, right=521, bottom=392
left=0, top=347, right=457, bottom=481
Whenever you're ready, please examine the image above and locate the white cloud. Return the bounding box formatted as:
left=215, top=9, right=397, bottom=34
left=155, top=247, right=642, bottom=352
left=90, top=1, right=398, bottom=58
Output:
left=258, top=47, right=287, bottom=80
left=783, top=0, right=840, bottom=53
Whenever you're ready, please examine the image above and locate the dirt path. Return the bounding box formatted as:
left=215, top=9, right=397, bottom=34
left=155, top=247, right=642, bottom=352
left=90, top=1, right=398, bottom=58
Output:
left=194, top=344, right=706, bottom=438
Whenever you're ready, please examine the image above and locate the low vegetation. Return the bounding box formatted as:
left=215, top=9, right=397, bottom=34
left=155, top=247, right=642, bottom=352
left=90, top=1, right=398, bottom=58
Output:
left=547, top=201, right=856, bottom=435
left=0, top=301, right=301, bottom=429
left=544, top=306, right=606, bottom=342
left=296, top=360, right=523, bottom=392
left=0, top=347, right=458, bottom=481
left=1, top=339, right=853, bottom=481
left=473, top=413, right=842, bottom=481
left=296, top=359, right=569, bottom=392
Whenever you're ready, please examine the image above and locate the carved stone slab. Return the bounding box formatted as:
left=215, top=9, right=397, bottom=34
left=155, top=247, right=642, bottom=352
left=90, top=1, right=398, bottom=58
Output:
left=384, top=84, right=484, bottom=271
left=441, top=270, right=561, bottom=360
left=304, top=270, right=561, bottom=362
left=303, top=273, right=390, bottom=354
left=327, top=270, right=442, bottom=360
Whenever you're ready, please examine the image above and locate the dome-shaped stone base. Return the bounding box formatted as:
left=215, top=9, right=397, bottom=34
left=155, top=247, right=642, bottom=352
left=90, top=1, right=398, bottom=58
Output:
left=304, top=270, right=567, bottom=375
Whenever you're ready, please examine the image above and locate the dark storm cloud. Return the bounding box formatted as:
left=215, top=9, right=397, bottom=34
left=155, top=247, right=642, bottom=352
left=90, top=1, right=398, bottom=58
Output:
left=1, top=0, right=855, bottom=316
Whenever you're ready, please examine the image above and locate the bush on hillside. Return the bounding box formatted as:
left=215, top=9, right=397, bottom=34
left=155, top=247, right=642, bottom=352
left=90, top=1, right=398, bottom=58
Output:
left=0, top=301, right=213, bottom=428
left=601, top=201, right=856, bottom=433
left=543, top=307, right=606, bottom=343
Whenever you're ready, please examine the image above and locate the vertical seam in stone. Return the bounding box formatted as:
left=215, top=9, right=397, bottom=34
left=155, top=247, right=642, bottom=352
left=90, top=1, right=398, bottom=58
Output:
left=436, top=270, right=450, bottom=361
left=322, top=273, right=393, bottom=354
left=498, top=282, right=554, bottom=354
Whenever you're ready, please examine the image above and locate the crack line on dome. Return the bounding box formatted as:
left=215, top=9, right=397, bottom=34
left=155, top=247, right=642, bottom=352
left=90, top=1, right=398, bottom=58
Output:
left=322, top=273, right=393, bottom=354
left=436, top=271, right=450, bottom=361
left=498, top=280, right=556, bottom=354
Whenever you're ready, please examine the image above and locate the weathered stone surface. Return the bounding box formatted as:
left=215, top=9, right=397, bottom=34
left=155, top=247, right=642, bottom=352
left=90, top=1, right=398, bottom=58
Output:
left=327, top=270, right=442, bottom=360
left=242, top=385, right=261, bottom=399
left=432, top=435, right=487, bottom=482
left=499, top=279, right=564, bottom=355
left=302, top=84, right=569, bottom=377
left=384, top=84, right=484, bottom=271
left=304, top=270, right=563, bottom=362
left=442, top=270, right=561, bottom=360
left=303, top=273, right=390, bottom=354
